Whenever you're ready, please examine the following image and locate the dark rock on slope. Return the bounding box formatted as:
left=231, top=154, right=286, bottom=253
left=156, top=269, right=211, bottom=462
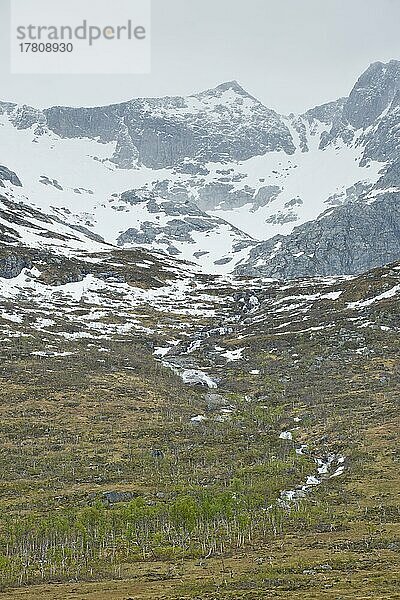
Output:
left=236, top=192, right=400, bottom=279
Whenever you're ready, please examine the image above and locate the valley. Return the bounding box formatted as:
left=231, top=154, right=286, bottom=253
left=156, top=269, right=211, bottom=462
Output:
left=0, top=57, right=399, bottom=598
left=0, top=246, right=398, bottom=598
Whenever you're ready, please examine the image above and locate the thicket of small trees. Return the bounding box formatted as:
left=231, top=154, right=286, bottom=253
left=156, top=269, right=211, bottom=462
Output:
left=0, top=490, right=329, bottom=587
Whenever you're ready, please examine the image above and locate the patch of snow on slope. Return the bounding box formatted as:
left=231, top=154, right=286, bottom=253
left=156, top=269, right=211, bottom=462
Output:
left=208, top=137, right=383, bottom=240
left=347, top=284, right=400, bottom=309
left=222, top=348, right=245, bottom=361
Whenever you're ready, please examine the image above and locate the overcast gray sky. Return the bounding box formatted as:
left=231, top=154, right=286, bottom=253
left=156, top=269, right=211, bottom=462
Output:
left=1, top=0, right=399, bottom=113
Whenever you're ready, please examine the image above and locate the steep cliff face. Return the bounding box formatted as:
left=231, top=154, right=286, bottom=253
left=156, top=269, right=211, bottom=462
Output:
left=6, top=81, right=295, bottom=169
left=343, top=60, right=400, bottom=130
left=235, top=191, right=400, bottom=279
left=319, top=60, right=400, bottom=161
left=362, top=90, right=400, bottom=163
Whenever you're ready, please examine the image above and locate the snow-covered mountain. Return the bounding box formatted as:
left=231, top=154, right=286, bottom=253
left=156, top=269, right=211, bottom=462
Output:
left=0, top=59, right=399, bottom=276
left=1, top=60, right=400, bottom=597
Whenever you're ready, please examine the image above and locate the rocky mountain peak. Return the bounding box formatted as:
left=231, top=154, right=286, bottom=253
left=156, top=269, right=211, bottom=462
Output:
left=304, top=97, right=347, bottom=125
left=343, top=59, right=400, bottom=129
left=0, top=60, right=399, bottom=277
left=202, top=80, right=252, bottom=97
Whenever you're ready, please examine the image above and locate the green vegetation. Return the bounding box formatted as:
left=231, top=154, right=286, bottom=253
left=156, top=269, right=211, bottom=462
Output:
left=0, top=254, right=399, bottom=598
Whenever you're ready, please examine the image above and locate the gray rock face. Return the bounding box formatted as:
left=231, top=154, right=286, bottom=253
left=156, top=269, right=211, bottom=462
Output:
left=9, top=104, right=47, bottom=133
left=343, top=60, right=400, bottom=129
left=0, top=253, right=31, bottom=279
left=197, top=182, right=254, bottom=211
left=362, top=90, right=400, bottom=163
left=137, top=177, right=282, bottom=215
left=115, top=189, right=255, bottom=259
left=118, top=217, right=211, bottom=246
left=319, top=119, right=355, bottom=151
left=324, top=182, right=373, bottom=208
left=304, top=98, right=347, bottom=125
left=0, top=166, right=22, bottom=187
left=320, top=60, right=400, bottom=156
left=9, top=81, right=294, bottom=169
left=253, top=186, right=282, bottom=210
left=0, top=101, right=17, bottom=115
left=375, top=158, right=400, bottom=189
left=119, top=190, right=150, bottom=205
left=39, top=175, right=62, bottom=190
left=112, top=123, right=140, bottom=169
left=236, top=192, right=400, bottom=279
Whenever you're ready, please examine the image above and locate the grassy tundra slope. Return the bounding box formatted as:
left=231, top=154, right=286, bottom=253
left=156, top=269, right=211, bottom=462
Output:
left=0, top=245, right=398, bottom=599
